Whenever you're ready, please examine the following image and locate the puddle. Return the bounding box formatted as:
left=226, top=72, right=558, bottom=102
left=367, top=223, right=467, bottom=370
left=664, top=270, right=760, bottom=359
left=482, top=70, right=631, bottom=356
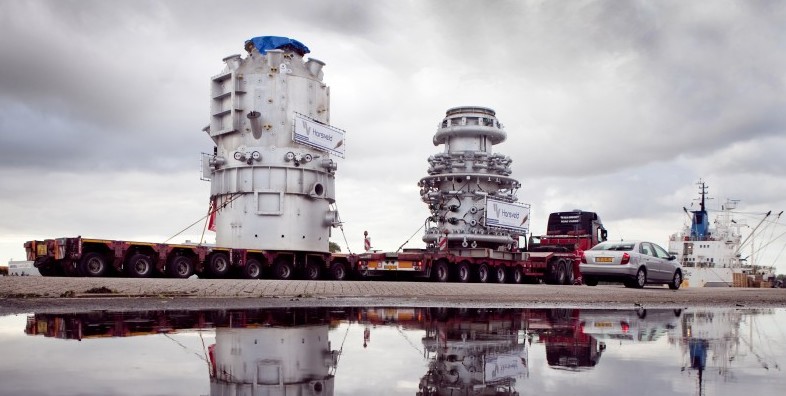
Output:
left=1, top=307, right=783, bottom=395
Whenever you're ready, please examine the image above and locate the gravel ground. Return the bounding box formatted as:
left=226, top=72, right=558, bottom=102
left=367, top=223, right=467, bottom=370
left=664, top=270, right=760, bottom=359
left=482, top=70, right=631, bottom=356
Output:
left=1, top=276, right=784, bottom=315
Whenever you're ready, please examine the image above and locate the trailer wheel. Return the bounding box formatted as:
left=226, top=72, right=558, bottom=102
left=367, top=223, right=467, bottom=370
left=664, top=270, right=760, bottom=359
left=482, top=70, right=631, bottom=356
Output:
left=38, top=265, right=60, bottom=277
left=477, top=264, right=490, bottom=283
left=494, top=266, right=507, bottom=283
left=304, top=260, right=321, bottom=281
left=126, top=253, right=154, bottom=278
left=330, top=261, right=348, bottom=281
left=79, top=252, right=109, bottom=277
left=273, top=258, right=294, bottom=280
left=242, top=258, right=263, bottom=280
left=432, top=260, right=450, bottom=282
left=456, top=261, right=471, bottom=283
left=167, top=255, right=194, bottom=279
left=546, top=259, right=567, bottom=285
left=207, top=252, right=230, bottom=278
left=511, top=266, right=524, bottom=284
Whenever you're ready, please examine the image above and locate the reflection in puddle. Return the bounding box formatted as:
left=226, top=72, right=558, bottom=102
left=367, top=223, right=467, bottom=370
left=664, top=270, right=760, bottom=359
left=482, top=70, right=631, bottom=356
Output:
left=4, top=307, right=783, bottom=395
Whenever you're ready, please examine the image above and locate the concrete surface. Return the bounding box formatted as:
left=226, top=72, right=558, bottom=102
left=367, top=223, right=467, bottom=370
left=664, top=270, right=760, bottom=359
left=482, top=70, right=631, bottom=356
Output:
left=1, top=276, right=784, bottom=315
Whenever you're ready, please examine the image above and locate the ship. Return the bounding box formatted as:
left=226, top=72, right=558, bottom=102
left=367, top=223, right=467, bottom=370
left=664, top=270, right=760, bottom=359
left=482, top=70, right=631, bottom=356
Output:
left=667, top=180, right=779, bottom=287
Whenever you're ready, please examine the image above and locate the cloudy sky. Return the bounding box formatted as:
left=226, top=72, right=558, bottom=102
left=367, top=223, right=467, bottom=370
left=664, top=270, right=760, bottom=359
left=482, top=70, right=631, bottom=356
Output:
left=1, top=0, right=785, bottom=273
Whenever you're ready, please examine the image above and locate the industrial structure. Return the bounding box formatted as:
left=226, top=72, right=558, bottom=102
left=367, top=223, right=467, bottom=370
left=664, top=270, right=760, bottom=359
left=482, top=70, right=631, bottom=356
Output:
left=24, top=36, right=607, bottom=284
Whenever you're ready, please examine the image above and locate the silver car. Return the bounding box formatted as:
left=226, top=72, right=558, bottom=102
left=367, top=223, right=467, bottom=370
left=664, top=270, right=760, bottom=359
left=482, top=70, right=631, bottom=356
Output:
left=580, top=240, right=682, bottom=289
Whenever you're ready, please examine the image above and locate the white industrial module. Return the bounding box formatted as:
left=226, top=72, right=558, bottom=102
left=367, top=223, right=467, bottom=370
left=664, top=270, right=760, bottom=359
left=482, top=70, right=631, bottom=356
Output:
left=204, top=36, right=343, bottom=253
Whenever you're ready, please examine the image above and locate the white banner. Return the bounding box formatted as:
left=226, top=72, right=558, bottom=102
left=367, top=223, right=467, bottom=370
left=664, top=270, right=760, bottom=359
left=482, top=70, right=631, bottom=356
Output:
left=293, top=113, right=346, bottom=158
left=485, top=198, right=530, bottom=234
left=484, top=354, right=527, bottom=382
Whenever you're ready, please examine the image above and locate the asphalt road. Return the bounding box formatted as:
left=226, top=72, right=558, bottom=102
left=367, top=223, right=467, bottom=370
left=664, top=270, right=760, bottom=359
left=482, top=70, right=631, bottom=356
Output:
left=1, top=276, right=784, bottom=315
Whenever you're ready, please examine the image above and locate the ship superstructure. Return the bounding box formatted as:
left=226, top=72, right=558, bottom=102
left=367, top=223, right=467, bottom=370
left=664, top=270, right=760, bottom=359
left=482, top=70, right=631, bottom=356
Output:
left=668, top=181, right=776, bottom=287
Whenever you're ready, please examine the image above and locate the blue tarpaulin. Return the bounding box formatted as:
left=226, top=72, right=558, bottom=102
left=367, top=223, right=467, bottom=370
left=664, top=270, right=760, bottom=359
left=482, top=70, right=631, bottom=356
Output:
left=246, top=36, right=310, bottom=56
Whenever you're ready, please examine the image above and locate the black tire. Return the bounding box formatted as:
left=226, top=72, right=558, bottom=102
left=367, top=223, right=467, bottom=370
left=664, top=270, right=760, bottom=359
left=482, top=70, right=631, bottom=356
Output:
left=668, top=270, right=682, bottom=290
left=456, top=261, right=471, bottom=283
left=330, top=261, right=348, bottom=281
left=563, top=261, right=574, bottom=285
left=511, top=266, right=524, bottom=284
left=548, top=260, right=567, bottom=285
left=167, top=255, right=194, bottom=279
left=80, top=252, right=109, bottom=277
left=207, top=252, right=231, bottom=278
left=273, top=258, right=294, bottom=280
left=38, top=265, right=59, bottom=277
left=242, top=258, right=262, bottom=279
left=584, top=277, right=599, bottom=286
left=126, top=253, right=154, bottom=278
left=633, top=267, right=647, bottom=289
left=477, top=264, right=490, bottom=283
left=304, top=260, right=321, bottom=281
left=432, top=260, right=449, bottom=282
left=494, top=266, right=507, bottom=283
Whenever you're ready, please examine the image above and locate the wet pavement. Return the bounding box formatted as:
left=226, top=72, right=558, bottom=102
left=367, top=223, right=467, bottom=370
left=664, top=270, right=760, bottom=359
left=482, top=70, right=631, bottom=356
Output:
left=1, top=306, right=783, bottom=396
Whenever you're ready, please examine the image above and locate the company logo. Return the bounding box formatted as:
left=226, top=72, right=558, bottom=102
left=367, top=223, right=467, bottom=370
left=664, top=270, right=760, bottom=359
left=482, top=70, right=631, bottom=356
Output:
left=301, top=120, right=334, bottom=142
left=494, top=203, right=520, bottom=220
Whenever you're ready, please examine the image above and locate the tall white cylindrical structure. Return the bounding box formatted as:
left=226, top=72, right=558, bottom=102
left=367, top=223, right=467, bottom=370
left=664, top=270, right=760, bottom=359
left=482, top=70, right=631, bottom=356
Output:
left=419, top=107, right=522, bottom=249
left=205, top=37, right=341, bottom=252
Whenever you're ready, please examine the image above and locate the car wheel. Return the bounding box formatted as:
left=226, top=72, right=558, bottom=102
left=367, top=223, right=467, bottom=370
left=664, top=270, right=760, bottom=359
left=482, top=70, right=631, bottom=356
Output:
left=668, top=270, right=682, bottom=290
left=584, top=276, right=598, bottom=286
left=634, top=267, right=647, bottom=288
left=636, top=307, right=647, bottom=319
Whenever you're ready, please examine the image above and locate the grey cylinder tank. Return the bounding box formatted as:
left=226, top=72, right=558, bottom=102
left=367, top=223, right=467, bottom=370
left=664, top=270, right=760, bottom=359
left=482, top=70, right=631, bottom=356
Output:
left=204, top=37, right=341, bottom=252
left=419, top=107, right=522, bottom=249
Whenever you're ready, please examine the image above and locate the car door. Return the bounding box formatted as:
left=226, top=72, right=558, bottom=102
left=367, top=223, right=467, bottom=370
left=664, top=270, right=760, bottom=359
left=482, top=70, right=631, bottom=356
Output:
left=651, top=243, right=675, bottom=281
left=639, top=242, right=665, bottom=281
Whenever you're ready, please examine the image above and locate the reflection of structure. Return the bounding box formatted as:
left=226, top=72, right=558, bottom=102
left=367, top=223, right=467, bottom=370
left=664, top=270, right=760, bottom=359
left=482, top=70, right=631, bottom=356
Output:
left=528, top=309, right=605, bottom=371
left=25, top=309, right=341, bottom=396
left=417, top=310, right=528, bottom=396
left=210, top=322, right=338, bottom=395
left=539, top=309, right=606, bottom=370
left=579, top=308, right=682, bottom=344
left=678, top=309, right=741, bottom=396
left=675, top=309, right=780, bottom=396
left=25, top=307, right=643, bottom=396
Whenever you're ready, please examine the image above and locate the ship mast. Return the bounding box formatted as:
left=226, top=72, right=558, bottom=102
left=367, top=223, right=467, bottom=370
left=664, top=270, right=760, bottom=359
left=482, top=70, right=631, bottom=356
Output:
left=690, top=180, right=712, bottom=240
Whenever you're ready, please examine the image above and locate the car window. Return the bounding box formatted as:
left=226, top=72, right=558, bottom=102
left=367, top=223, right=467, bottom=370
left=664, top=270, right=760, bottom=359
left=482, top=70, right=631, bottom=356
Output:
left=591, top=242, right=634, bottom=251
left=652, top=243, right=671, bottom=259
left=639, top=243, right=654, bottom=256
